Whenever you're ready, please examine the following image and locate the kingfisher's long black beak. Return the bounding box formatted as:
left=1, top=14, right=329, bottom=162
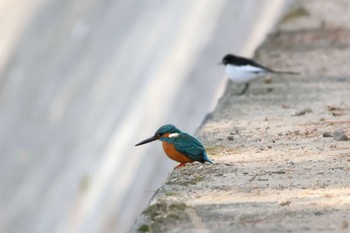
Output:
left=135, top=135, right=158, bottom=146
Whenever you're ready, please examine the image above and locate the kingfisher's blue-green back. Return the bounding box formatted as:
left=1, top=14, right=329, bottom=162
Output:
left=169, top=133, right=212, bottom=163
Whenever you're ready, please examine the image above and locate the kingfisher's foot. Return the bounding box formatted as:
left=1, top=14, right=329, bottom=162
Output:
left=174, top=163, right=186, bottom=169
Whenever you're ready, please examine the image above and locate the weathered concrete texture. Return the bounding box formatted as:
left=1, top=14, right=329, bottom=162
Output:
left=129, top=1, right=350, bottom=232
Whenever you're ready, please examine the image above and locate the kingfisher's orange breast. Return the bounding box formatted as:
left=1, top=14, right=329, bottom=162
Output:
left=162, top=142, right=194, bottom=163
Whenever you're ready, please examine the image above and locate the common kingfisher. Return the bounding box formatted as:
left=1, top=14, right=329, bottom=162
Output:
left=135, top=124, right=213, bottom=168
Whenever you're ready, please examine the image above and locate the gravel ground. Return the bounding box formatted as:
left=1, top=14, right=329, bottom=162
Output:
left=130, top=1, right=350, bottom=232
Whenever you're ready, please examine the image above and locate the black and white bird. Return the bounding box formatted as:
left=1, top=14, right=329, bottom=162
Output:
left=220, top=54, right=299, bottom=95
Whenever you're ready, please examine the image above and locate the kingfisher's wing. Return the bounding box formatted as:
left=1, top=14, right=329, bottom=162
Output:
left=173, top=133, right=206, bottom=162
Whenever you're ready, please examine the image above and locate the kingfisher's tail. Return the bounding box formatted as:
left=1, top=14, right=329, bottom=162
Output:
left=203, top=152, right=213, bottom=164
left=206, top=158, right=213, bottom=164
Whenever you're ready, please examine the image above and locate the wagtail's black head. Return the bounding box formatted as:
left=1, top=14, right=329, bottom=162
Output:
left=221, top=54, right=233, bottom=65
left=220, top=54, right=243, bottom=66
left=220, top=54, right=269, bottom=70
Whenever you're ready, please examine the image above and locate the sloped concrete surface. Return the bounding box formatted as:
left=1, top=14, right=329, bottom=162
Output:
left=129, top=1, right=350, bottom=232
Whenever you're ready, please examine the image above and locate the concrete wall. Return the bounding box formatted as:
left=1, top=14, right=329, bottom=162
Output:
left=0, top=1, right=288, bottom=232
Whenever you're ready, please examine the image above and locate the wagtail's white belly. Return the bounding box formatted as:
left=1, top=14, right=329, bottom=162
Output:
left=225, top=64, right=268, bottom=83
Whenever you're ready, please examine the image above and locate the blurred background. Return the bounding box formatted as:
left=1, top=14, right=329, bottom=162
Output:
left=0, top=0, right=291, bottom=232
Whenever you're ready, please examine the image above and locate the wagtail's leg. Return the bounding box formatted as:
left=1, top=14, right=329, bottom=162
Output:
left=239, top=83, right=250, bottom=95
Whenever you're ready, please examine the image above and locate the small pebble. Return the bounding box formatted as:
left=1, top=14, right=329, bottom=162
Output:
left=322, top=132, right=332, bottom=137
left=332, top=111, right=343, bottom=116
left=280, top=200, right=291, bottom=206
left=332, top=129, right=348, bottom=141
left=314, top=211, right=323, bottom=216
left=341, top=220, right=348, bottom=229
left=336, top=77, right=347, bottom=82
left=264, top=77, right=273, bottom=83
left=293, top=107, right=312, bottom=116
left=327, top=106, right=342, bottom=111
left=227, top=136, right=234, bottom=141
left=230, top=128, right=239, bottom=135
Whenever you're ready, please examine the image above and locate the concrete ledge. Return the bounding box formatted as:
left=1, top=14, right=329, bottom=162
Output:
left=130, top=1, right=350, bottom=232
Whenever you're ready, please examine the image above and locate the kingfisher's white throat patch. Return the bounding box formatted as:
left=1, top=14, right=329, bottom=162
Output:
left=168, top=133, right=180, bottom=138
